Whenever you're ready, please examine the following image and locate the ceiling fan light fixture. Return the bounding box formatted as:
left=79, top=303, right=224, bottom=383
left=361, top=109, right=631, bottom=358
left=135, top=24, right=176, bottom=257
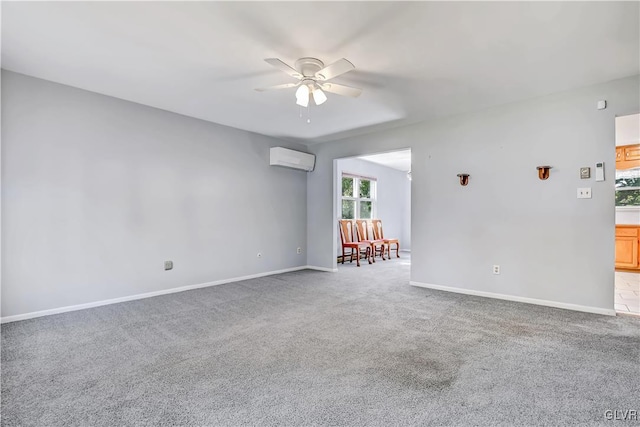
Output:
left=312, top=87, right=327, bottom=105
left=296, top=96, right=309, bottom=107
left=295, top=85, right=309, bottom=107
left=258, top=57, right=361, bottom=108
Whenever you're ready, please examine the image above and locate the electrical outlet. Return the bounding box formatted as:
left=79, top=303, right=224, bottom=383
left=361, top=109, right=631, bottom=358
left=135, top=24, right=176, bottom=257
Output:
left=257, top=253, right=262, bottom=258
left=577, top=187, right=592, bottom=199
left=297, top=247, right=302, bottom=254
left=493, top=265, right=500, bottom=275
left=164, top=261, right=173, bottom=271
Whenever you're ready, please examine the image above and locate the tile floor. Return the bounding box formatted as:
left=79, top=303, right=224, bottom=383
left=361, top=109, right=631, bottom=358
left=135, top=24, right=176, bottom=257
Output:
left=615, top=271, right=640, bottom=315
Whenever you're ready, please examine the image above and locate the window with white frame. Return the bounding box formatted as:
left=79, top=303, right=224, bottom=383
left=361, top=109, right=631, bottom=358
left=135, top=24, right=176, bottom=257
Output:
left=341, top=174, right=377, bottom=219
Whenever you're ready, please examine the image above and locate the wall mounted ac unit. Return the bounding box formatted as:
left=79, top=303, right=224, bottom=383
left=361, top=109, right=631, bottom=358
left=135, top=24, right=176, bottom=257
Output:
left=270, top=147, right=315, bottom=172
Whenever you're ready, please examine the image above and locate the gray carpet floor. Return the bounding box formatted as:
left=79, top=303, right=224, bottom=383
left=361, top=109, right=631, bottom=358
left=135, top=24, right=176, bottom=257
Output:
left=2, top=255, right=639, bottom=426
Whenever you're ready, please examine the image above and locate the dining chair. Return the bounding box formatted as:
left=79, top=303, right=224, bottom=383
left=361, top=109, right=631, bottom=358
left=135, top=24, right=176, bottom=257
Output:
left=371, top=219, right=400, bottom=258
left=338, top=220, right=372, bottom=267
left=354, top=219, right=386, bottom=262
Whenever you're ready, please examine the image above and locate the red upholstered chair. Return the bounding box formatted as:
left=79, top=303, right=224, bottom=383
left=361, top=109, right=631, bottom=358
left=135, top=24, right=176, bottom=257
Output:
left=372, top=219, right=400, bottom=258
left=355, top=219, right=386, bottom=262
left=338, top=220, right=372, bottom=267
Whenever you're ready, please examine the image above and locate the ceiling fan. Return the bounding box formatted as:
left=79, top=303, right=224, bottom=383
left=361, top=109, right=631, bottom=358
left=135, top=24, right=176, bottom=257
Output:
left=255, top=57, right=362, bottom=107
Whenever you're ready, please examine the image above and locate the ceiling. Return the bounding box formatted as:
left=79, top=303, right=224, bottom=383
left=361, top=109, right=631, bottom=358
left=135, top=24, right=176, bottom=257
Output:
left=2, top=2, right=639, bottom=145
left=358, top=150, right=412, bottom=172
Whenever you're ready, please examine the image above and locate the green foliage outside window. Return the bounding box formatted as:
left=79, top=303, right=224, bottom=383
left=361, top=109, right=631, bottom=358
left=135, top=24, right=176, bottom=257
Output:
left=359, top=201, right=372, bottom=219
left=616, top=176, right=640, bottom=206
left=342, top=177, right=354, bottom=197
left=342, top=200, right=355, bottom=219
left=359, top=180, right=371, bottom=198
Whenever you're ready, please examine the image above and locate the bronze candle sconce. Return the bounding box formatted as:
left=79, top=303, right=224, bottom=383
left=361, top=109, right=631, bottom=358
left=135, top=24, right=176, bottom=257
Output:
left=536, top=166, right=552, bottom=180
left=457, top=173, right=470, bottom=186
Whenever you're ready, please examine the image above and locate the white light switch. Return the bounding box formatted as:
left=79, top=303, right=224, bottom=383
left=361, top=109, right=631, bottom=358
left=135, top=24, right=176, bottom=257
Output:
left=577, top=188, right=592, bottom=199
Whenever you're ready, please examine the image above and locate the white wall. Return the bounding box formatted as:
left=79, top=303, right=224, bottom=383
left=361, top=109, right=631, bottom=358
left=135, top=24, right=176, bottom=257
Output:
left=615, top=113, right=640, bottom=146
left=4, top=70, right=639, bottom=318
left=335, top=157, right=411, bottom=254
left=308, top=75, right=640, bottom=312
left=615, top=207, right=640, bottom=224
left=1, top=71, right=308, bottom=318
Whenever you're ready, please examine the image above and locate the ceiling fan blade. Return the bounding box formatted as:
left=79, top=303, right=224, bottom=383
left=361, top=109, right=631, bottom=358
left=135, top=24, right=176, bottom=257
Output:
left=264, top=58, right=303, bottom=80
left=319, top=83, right=362, bottom=98
left=315, top=58, right=355, bottom=81
left=255, top=82, right=300, bottom=92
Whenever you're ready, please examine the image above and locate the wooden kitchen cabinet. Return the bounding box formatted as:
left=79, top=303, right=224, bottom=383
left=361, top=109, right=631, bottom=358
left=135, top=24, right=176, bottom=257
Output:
left=615, top=226, right=640, bottom=270
left=624, top=145, right=640, bottom=162
left=615, top=237, right=638, bottom=269
left=616, top=144, right=640, bottom=170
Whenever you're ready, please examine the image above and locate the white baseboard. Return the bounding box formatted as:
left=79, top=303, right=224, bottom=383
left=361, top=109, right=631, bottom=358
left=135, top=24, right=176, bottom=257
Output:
left=400, top=249, right=411, bottom=252
left=305, top=265, right=338, bottom=273
left=1, top=266, right=311, bottom=324
left=409, top=281, right=616, bottom=316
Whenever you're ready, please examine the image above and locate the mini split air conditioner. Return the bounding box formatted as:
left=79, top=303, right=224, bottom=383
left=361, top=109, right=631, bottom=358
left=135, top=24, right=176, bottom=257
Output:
left=269, top=147, right=315, bottom=172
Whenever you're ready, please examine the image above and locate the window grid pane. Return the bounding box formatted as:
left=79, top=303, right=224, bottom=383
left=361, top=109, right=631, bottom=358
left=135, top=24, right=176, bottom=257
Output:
left=359, top=179, right=371, bottom=198
left=342, top=200, right=355, bottom=219
left=359, top=201, right=372, bottom=219
left=342, top=177, right=354, bottom=197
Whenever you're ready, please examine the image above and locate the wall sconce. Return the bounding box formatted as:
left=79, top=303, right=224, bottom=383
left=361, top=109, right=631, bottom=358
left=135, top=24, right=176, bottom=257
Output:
left=457, top=173, right=470, bottom=186
left=536, top=166, right=552, bottom=180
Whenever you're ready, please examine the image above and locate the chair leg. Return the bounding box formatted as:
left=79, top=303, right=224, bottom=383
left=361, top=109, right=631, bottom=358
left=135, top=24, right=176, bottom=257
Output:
left=341, top=247, right=345, bottom=264
left=381, top=244, right=386, bottom=260
left=396, top=242, right=400, bottom=258
left=355, top=249, right=361, bottom=267
left=367, top=247, right=372, bottom=264
left=370, top=244, right=376, bottom=263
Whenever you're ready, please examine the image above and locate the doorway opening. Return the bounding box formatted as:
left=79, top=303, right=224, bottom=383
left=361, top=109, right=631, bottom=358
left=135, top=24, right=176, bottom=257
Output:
left=332, top=149, right=412, bottom=271
left=614, top=113, right=640, bottom=316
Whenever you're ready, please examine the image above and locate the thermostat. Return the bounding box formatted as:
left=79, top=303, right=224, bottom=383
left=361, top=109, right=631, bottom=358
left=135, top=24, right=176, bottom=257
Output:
left=595, top=162, right=604, bottom=181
